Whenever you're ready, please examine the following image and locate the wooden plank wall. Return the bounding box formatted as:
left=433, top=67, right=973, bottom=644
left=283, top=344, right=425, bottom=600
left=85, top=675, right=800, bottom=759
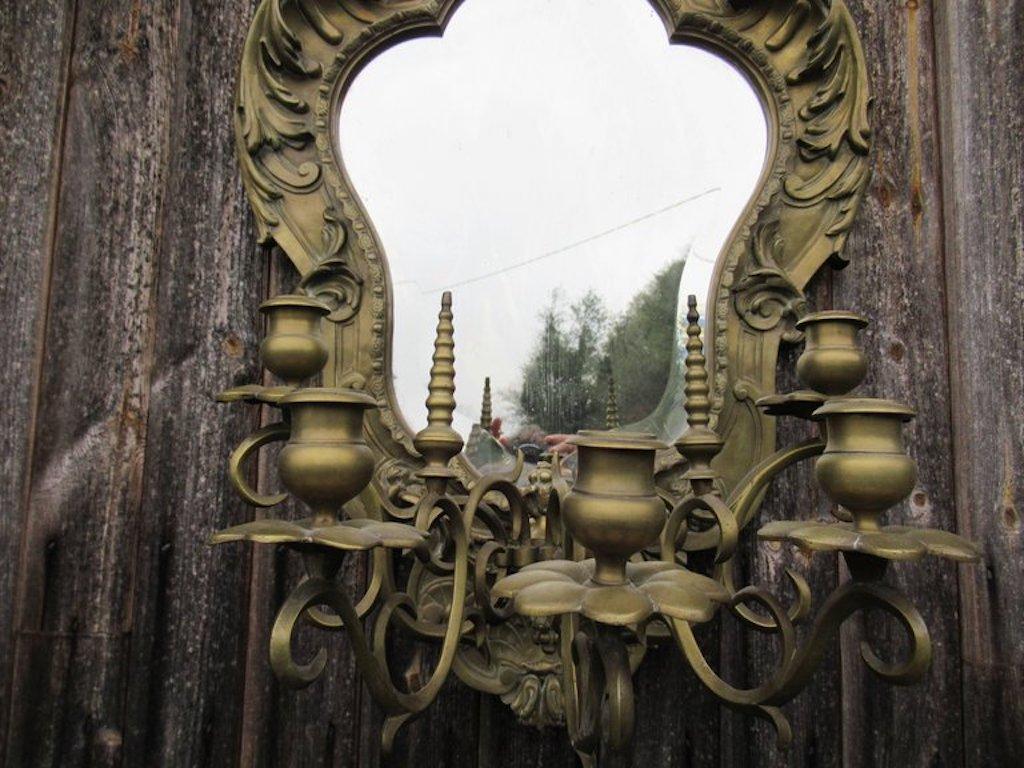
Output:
left=0, top=1, right=1020, bottom=766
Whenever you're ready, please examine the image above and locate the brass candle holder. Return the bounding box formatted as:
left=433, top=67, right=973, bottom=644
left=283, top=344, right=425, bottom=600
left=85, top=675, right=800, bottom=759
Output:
left=259, top=294, right=332, bottom=386
left=210, top=291, right=979, bottom=764
left=814, top=398, right=917, bottom=531
left=795, top=310, right=869, bottom=395
left=276, top=388, right=377, bottom=525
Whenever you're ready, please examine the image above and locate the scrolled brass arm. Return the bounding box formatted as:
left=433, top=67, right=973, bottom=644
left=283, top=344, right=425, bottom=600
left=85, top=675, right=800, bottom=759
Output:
left=661, top=492, right=739, bottom=565
left=666, top=572, right=933, bottom=745
left=228, top=421, right=290, bottom=507
left=269, top=493, right=471, bottom=749
left=725, top=436, right=826, bottom=529
left=666, top=586, right=798, bottom=746
left=560, top=617, right=637, bottom=764
left=765, top=579, right=932, bottom=705
left=712, top=438, right=825, bottom=631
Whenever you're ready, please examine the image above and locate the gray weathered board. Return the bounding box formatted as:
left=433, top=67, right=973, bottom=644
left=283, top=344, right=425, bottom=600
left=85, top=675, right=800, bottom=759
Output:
left=0, top=1, right=1020, bottom=766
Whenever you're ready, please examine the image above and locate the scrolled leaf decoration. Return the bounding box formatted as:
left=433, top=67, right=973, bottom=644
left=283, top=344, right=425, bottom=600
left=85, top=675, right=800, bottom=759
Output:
left=300, top=253, right=364, bottom=322
left=237, top=0, right=324, bottom=238
left=784, top=0, right=873, bottom=252
left=732, top=220, right=808, bottom=339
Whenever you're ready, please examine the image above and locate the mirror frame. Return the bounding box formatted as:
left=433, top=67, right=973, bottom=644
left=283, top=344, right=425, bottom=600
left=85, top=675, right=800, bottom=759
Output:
left=234, top=0, right=871, bottom=511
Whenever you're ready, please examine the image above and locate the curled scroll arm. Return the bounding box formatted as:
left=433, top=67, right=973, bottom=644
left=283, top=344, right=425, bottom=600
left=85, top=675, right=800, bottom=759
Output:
left=668, top=579, right=932, bottom=745
left=269, top=496, right=470, bottom=752
left=229, top=422, right=290, bottom=507
left=725, top=437, right=825, bottom=529
left=712, top=437, right=824, bottom=630
left=765, top=580, right=932, bottom=706
left=662, top=493, right=739, bottom=565
left=561, top=617, right=636, bottom=762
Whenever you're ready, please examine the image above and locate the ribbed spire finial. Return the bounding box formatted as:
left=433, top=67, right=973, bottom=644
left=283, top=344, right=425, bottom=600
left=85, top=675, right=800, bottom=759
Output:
left=684, top=295, right=711, bottom=429
left=426, top=291, right=456, bottom=427
left=480, top=377, right=493, bottom=430
left=414, top=292, right=464, bottom=487
left=675, top=296, right=723, bottom=485
left=605, top=362, right=620, bottom=430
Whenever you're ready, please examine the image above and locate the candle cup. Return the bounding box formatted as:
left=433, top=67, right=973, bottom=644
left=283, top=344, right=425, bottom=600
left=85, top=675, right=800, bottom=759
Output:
left=562, top=431, right=667, bottom=585
left=278, top=388, right=378, bottom=525
left=813, top=398, right=917, bottom=532
left=796, top=311, right=869, bottom=396
left=260, top=295, right=332, bottom=385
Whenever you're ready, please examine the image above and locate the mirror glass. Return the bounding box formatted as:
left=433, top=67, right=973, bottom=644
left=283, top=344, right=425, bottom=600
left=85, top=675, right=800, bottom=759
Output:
left=339, top=0, right=767, bottom=473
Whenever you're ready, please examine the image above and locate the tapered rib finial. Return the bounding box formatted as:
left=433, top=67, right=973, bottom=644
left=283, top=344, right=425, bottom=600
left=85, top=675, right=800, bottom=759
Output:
left=605, top=362, right=620, bottom=430
left=414, top=292, right=464, bottom=487
left=684, top=296, right=711, bottom=428
left=675, top=296, right=723, bottom=484
left=480, top=377, right=493, bottom=430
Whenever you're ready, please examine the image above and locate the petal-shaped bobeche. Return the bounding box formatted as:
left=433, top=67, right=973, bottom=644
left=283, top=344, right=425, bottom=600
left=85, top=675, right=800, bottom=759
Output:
left=491, top=558, right=729, bottom=626
left=755, top=390, right=828, bottom=420
left=211, top=517, right=429, bottom=554
left=216, top=384, right=295, bottom=405
left=758, top=520, right=980, bottom=563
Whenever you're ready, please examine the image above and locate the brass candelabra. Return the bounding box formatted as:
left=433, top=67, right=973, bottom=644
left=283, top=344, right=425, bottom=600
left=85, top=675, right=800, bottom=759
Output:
left=211, top=292, right=978, bottom=765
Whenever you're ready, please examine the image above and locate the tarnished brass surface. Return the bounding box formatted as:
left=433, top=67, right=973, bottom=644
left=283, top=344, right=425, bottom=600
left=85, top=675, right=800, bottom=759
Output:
left=211, top=289, right=979, bottom=760
left=259, top=295, right=332, bottom=386
left=494, top=559, right=729, bottom=626
left=563, top=431, right=667, bottom=585
left=794, top=311, right=869, bottom=395
left=277, top=387, right=378, bottom=524
left=205, top=0, right=982, bottom=760
left=813, top=398, right=917, bottom=528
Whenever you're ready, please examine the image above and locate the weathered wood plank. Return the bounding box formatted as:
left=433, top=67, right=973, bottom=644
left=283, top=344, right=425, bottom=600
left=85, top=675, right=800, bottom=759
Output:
left=4, top=1, right=185, bottom=764
left=0, top=0, right=75, bottom=757
left=371, top=681, right=480, bottom=768
left=118, top=0, right=268, bottom=764
left=477, top=693, right=578, bottom=768
left=720, top=292, right=844, bottom=768
left=933, top=1, right=1024, bottom=765
left=832, top=1, right=965, bottom=766
left=628, top=633, right=721, bottom=768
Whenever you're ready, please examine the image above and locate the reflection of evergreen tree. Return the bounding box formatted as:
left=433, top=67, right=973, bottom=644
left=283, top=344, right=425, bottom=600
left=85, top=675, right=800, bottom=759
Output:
left=603, top=259, right=685, bottom=424
left=516, top=291, right=606, bottom=435
left=514, top=256, right=687, bottom=435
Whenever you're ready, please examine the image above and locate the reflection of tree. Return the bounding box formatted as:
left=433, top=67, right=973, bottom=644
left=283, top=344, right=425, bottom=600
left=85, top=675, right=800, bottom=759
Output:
left=603, top=258, right=684, bottom=424
left=513, top=256, right=686, bottom=437
left=516, top=291, right=607, bottom=435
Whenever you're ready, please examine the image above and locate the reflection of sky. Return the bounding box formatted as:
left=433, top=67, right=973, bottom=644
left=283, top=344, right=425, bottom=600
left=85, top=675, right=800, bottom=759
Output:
left=339, top=0, right=767, bottom=438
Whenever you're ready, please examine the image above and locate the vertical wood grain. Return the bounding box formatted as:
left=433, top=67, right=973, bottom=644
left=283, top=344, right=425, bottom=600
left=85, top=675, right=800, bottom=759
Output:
left=4, top=1, right=183, bottom=763
left=833, top=1, right=965, bottom=766
left=366, top=678, right=481, bottom=768
left=719, top=284, right=844, bottom=768
left=120, top=0, right=265, bottom=764
left=933, top=1, right=1024, bottom=765
left=0, top=0, right=76, bottom=758
left=628, top=632, right=721, bottom=768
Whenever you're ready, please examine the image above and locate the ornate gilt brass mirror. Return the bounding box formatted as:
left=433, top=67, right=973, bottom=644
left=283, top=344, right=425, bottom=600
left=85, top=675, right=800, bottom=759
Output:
left=212, top=1, right=979, bottom=763
left=231, top=0, right=874, bottom=498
